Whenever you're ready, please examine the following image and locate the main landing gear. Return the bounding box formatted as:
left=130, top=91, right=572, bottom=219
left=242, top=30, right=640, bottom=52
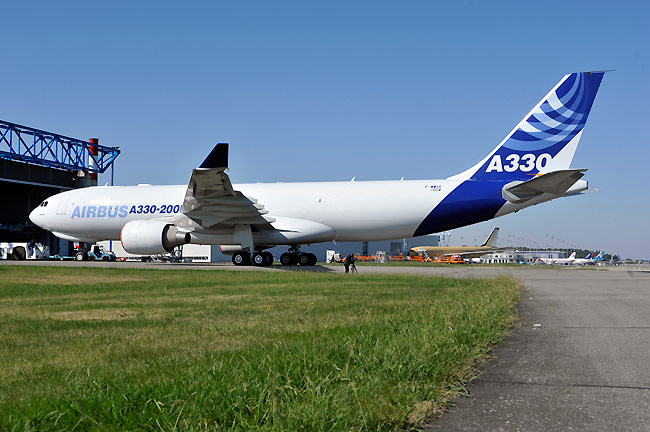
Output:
left=280, top=245, right=317, bottom=266
left=230, top=246, right=317, bottom=267
left=232, top=251, right=274, bottom=267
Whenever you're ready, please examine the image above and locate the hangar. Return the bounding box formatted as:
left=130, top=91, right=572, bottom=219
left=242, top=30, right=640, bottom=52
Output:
left=0, top=120, right=119, bottom=257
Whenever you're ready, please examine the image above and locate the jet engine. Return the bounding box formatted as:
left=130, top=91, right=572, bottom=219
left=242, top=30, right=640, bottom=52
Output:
left=120, top=220, right=190, bottom=255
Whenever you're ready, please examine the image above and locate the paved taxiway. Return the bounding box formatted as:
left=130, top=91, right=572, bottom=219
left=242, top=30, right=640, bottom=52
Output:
left=4, top=261, right=650, bottom=430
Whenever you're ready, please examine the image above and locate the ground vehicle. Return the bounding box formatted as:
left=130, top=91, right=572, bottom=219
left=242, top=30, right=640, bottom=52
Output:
left=75, top=244, right=117, bottom=261
left=0, top=242, right=50, bottom=260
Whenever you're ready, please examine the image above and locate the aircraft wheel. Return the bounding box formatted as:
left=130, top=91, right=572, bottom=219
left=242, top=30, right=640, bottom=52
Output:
left=280, top=252, right=296, bottom=266
left=263, top=252, right=274, bottom=266
left=307, top=253, right=317, bottom=266
left=252, top=252, right=266, bottom=266
left=232, top=251, right=251, bottom=266
left=12, top=246, right=26, bottom=261
left=298, top=253, right=312, bottom=266
left=75, top=251, right=87, bottom=261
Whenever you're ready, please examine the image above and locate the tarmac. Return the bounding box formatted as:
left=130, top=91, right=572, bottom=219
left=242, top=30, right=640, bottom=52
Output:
left=419, top=265, right=650, bottom=431
left=4, top=261, right=650, bottom=430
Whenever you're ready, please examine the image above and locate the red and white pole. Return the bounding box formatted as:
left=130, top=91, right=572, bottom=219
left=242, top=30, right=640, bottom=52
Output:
left=89, top=138, right=98, bottom=182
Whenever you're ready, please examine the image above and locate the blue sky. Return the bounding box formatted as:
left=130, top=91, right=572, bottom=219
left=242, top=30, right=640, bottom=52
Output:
left=2, top=1, right=649, bottom=258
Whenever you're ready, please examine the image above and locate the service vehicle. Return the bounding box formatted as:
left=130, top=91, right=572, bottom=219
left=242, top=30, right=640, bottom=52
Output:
left=0, top=242, right=49, bottom=260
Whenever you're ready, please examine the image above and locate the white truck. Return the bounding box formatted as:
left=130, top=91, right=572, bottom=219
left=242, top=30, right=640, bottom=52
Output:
left=0, top=242, right=50, bottom=260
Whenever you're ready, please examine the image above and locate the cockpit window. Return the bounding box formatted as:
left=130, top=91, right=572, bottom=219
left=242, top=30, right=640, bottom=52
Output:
left=40, top=201, right=49, bottom=207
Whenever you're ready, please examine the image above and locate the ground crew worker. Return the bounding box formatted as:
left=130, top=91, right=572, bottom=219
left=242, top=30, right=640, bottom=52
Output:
left=344, top=254, right=356, bottom=273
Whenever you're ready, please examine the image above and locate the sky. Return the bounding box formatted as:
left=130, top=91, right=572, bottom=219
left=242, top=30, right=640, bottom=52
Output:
left=2, top=1, right=649, bottom=259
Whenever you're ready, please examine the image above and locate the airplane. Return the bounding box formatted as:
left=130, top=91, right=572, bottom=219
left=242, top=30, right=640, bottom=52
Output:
left=537, top=251, right=597, bottom=265
left=410, top=227, right=501, bottom=260
left=572, top=252, right=597, bottom=265
left=29, top=71, right=607, bottom=266
left=536, top=251, right=577, bottom=265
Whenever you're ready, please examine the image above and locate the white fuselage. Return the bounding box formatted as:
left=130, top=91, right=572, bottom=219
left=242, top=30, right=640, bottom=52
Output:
left=29, top=178, right=477, bottom=243
left=29, top=177, right=562, bottom=247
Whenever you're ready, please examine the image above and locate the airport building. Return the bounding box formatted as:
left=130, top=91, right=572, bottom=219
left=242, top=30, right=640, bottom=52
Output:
left=0, top=120, right=119, bottom=256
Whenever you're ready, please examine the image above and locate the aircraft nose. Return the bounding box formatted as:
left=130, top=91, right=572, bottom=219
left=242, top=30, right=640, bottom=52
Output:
left=29, top=207, right=43, bottom=228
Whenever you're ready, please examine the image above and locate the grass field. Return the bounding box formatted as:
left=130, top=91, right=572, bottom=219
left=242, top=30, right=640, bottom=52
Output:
left=0, top=266, right=519, bottom=431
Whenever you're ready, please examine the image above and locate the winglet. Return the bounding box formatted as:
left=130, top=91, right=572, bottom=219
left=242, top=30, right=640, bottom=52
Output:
left=199, top=143, right=229, bottom=169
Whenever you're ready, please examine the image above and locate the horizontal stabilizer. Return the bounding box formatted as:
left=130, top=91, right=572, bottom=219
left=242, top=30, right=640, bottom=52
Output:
left=502, top=169, right=586, bottom=203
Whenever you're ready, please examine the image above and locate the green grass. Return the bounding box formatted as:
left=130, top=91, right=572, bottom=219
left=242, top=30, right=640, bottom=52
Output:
left=0, top=266, right=519, bottom=431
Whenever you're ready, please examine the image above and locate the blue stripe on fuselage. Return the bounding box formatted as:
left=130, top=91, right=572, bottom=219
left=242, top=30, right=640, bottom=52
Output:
left=414, top=180, right=508, bottom=236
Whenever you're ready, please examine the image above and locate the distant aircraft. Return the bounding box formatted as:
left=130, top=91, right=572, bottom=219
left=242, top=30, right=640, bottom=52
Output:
left=537, top=252, right=577, bottom=265
left=411, top=228, right=500, bottom=260
left=29, top=71, right=607, bottom=266
left=570, top=252, right=597, bottom=265
left=537, top=251, right=598, bottom=265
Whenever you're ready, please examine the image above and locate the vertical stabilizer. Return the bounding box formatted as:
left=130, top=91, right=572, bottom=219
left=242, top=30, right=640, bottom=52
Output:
left=450, top=72, right=606, bottom=182
left=482, top=228, right=499, bottom=247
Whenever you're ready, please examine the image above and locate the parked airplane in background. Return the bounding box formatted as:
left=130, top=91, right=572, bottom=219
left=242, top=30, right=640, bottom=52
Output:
left=30, top=71, right=607, bottom=266
left=411, top=228, right=500, bottom=260
left=537, top=252, right=578, bottom=265
left=537, top=251, right=599, bottom=265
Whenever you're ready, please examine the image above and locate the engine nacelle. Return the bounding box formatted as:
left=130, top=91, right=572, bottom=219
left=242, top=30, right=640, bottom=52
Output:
left=120, top=220, right=190, bottom=255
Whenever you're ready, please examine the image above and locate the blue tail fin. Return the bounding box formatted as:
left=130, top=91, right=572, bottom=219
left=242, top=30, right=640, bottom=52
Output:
left=451, top=72, right=606, bottom=181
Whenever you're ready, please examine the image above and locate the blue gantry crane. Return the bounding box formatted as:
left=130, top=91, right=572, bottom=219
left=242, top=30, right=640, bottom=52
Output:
left=0, top=119, right=120, bottom=183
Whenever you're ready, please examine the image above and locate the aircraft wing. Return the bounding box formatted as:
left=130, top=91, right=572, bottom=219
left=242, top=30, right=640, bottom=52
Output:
left=182, top=144, right=274, bottom=228
left=502, top=169, right=586, bottom=203
left=442, top=248, right=504, bottom=259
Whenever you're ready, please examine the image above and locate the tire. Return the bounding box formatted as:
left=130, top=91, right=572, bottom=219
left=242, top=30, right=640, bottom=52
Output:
left=252, top=252, right=266, bottom=266
left=12, top=246, right=26, bottom=261
left=307, top=253, right=317, bottom=266
left=102, top=256, right=109, bottom=261
left=75, top=251, right=86, bottom=261
left=88, top=254, right=96, bottom=261
left=232, top=251, right=251, bottom=266
left=263, top=252, right=274, bottom=266
left=298, top=253, right=311, bottom=266
left=280, top=252, right=296, bottom=266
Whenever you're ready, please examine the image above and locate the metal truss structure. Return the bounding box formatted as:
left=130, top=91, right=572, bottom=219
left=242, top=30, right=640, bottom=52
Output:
left=0, top=119, right=120, bottom=173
